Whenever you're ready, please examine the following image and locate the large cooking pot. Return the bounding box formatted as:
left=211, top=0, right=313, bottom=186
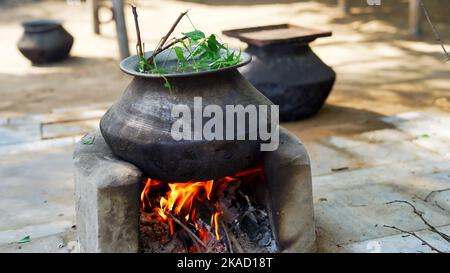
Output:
left=100, top=50, right=273, bottom=181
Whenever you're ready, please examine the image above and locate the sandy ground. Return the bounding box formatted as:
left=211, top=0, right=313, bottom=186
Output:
left=0, top=0, right=449, bottom=131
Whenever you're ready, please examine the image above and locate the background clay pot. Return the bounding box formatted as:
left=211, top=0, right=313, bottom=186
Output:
left=241, top=43, right=336, bottom=121
left=224, top=24, right=336, bottom=121
left=17, top=19, right=74, bottom=65
left=100, top=50, right=273, bottom=182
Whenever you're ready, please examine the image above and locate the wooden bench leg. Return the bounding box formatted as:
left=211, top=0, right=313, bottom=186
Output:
left=112, top=0, right=130, bottom=60
left=409, top=0, right=422, bottom=36
left=92, top=0, right=101, bottom=34
left=338, top=0, right=350, bottom=14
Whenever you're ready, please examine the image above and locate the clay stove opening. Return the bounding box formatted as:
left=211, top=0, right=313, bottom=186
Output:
left=139, top=164, right=277, bottom=253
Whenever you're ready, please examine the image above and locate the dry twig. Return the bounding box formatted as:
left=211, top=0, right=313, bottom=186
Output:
left=222, top=221, right=244, bottom=253
left=131, top=5, right=143, bottom=57
left=220, top=219, right=233, bottom=253
left=156, top=36, right=189, bottom=54
left=148, top=10, right=189, bottom=64
left=168, top=213, right=208, bottom=250
left=424, top=188, right=450, bottom=202
left=386, top=200, right=450, bottom=243
left=419, top=0, right=450, bottom=61
left=383, top=225, right=443, bottom=253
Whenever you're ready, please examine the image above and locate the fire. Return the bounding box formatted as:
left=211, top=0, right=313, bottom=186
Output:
left=140, top=166, right=264, bottom=248
left=140, top=178, right=163, bottom=211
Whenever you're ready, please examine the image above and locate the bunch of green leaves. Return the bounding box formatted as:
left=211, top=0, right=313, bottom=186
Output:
left=136, top=44, right=169, bottom=74
left=137, top=30, right=241, bottom=74
left=173, top=30, right=241, bottom=71
left=134, top=13, right=241, bottom=92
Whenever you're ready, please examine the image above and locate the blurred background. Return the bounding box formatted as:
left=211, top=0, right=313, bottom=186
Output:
left=1, top=0, right=449, bottom=116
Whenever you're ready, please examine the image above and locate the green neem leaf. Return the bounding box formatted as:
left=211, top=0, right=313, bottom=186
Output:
left=207, top=34, right=219, bottom=52
left=81, top=135, right=95, bottom=145
left=161, top=75, right=172, bottom=95
left=183, top=30, right=206, bottom=40
left=137, top=56, right=151, bottom=73
left=174, top=46, right=185, bottom=62
left=17, top=235, right=31, bottom=244
left=164, top=80, right=171, bottom=90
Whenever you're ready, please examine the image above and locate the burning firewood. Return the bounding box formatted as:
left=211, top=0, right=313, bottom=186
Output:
left=139, top=165, right=275, bottom=253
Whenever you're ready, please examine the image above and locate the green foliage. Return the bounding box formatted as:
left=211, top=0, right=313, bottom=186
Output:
left=161, top=75, right=172, bottom=95
left=137, top=23, right=240, bottom=73
left=174, top=46, right=185, bottom=62
left=137, top=56, right=152, bottom=73
left=17, top=235, right=31, bottom=244
left=182, top=30, right=206, bottom=41
left=134, top=13, right=241, bottom=91
left=81, top=135, right=95, bottom=145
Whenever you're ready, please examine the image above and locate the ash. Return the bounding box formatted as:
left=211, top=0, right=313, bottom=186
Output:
left=140, top=180, right=277, bottom=253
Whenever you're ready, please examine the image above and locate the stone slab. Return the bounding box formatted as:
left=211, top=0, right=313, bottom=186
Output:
left=41, top=119, right=99, bottom=139
left=314, top=167, right=450, bottom=248
left=0, top=146, right=76, bottom=245
left=0, top=124, right=40, bottom=146
left=328, top=225, right=450, bottom=253
left=0, top=136, right=79, bottom=155
left=381, top=111, right=450, bottom=157
left=0, top=229, right=78, bottom=253
left=305, top=141, right=361, bottom=177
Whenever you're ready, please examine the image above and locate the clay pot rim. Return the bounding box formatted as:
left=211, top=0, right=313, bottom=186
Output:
left=22, top=19, right=62, bottom=33
left=120, top=49, right=251, bottom=78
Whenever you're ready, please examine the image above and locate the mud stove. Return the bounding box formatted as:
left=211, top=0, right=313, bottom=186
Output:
left=73, top=50, right=315, bottom=253
left=74, top=128, right=315, bottom=253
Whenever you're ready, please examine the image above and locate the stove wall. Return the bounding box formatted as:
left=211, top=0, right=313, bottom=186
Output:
left=73, top=128, right=315, bottom=252
left=74, top=131, right=142, bottom=253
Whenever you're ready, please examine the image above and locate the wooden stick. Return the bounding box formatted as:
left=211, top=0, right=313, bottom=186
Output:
left=131, top=5, right=143, bottom=57
left=168, top=213, right=208, bottom=250
left=145, top=35, right=189, bottom=62
left=221, top=220, right=238, bottom=253
left=383, top=225, right=443, bottom=253
left=158, top=36, right=188, bottom=53
left=148, top=10, right=188, bottom=64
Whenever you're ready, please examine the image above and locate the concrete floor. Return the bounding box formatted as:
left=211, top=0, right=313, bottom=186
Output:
left=1, top=107, right=449, bottom=253
left=0, top=0, right=449, bottom=252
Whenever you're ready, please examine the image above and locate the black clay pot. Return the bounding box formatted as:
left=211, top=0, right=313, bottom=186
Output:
left=100, top=50, right=273, bottom=182
left=223, top=24, right=335, bottom=121
left=241, top=43, right=335, bottom=121
left=17, top=19, right=74, bottom=65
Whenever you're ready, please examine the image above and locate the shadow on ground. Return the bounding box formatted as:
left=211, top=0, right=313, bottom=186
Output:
left=0, top=56, right=128, bottom=114
left=283, top=104, right=392, bottom=141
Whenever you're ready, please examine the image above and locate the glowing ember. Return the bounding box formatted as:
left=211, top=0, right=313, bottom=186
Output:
left=140, top=166, right=264, bottom=247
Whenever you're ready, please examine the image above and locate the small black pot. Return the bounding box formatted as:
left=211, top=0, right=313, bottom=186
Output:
left=17, top=19, right=74, bottom=65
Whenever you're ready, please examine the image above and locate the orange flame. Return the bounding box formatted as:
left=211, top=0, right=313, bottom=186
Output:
left=140, top=178, right=163, bottom=210
left=140, top=166, right=264, bottom=245
left=158, top=180, right=214, bottom=222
